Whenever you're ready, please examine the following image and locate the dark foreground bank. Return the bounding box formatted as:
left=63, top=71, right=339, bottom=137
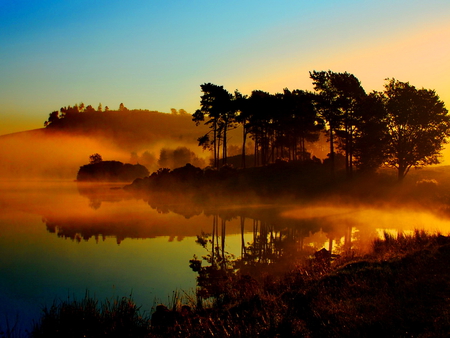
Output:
left=5, top=231, right=450, bottom=338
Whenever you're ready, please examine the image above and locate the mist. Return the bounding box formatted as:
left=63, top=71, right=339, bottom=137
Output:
left=0, top=130, right=128, bottom=179
left=0, top=110, right=213, bottom=180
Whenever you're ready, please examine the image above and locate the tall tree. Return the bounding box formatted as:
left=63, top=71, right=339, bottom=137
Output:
left=282, top=89, right=323, bottom=161
left=352, top=93, right=388, bottom=172
left=310, top=70, right=366, bottom=177
left=246, top=90, right=276, bottom=166
left=232, top=90, right=249, bottom=167
left=192, top=83, right=234, bottom=168
left=381, top=79, right=450, bottom=181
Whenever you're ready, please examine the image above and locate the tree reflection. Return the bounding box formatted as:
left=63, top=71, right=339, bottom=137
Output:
left=189, top=210, right=357, bottom=308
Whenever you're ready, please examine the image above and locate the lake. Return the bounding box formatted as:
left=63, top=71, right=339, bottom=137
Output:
left=1, top=180, right=450, bottom=331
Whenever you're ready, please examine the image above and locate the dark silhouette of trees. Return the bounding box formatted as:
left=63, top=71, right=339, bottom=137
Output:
left=192, top=83, right=236, bottom=168
left=234, top=90, right=250, bottom=168
left=84, top=105, right=95, bottom=113
left=380, top=78, right=450, bottom=181
left=193, top=84, right=324, bottom=168
left=44, top=110, right=60, bottom=127
left=352, top=93, right=388, bottom=172
left=77, top=159, right=149, bottom=182
left=118, top=103, right=128, bottom=111
left=89, top=153, right=103, bottom=164
left=310, top=70, right=366, bottom=177
left=246, top=90, right=277, bottom=166
left=280, top=89, right=323, bottom=162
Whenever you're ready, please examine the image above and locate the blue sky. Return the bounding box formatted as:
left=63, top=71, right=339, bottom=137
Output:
left=1, top=0, right=449, bottom=134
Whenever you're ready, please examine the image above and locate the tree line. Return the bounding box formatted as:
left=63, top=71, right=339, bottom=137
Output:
left=44, top=102, right=190, bottom=129
left=193, top=71, right=450, bottom=181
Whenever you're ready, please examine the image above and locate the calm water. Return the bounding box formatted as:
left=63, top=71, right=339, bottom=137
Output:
left=1, top=180, right=450, bottom=330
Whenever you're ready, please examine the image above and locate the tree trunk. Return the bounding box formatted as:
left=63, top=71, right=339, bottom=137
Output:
left=241, top=122, right=247, bottom=168
left=329, top=126, right=335, bottom=178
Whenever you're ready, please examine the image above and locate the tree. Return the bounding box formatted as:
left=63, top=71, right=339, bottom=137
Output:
left=193, top=83, right=235, bottom=168
left=89, top=153, right=103, bottom=164
left=352, top=93, right=388, bottom=172
left=310, top=70, right=366, bottom=177
left=119, top=103, right=128, bottom=111
left=281, top=89, right=323, bottom=161
left=44, top=110, right=60, bottom=127
left=84, top=105, right=95, bottom=113
left=233, top=90, right=250, bottom=167
left=381, top=79, right=450, bottom=181
left=97, top=103, right=102, bottom=112
left=246, top=90, right=277, bottom=166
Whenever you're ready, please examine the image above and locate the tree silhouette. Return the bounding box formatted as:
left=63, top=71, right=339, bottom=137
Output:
left=89, top=153, right=103, bottom=164
left=44, top=110, right=60, bottom=127
left=119, top=103, right=128, bottom=111
left=234, top=90, right=250, bottom=167
left=352, top=93, right=388, bottom=172
left=310, top=70, right=366, bottom=177
left=84, top=105, right=95, bottom=113
left=280, top=89, right=323, bottom=161
left=193, top=83, right=235, bottom=168
left=380, top=79, right=450, bottom=181
left=246, top=90, right=277, bottom=166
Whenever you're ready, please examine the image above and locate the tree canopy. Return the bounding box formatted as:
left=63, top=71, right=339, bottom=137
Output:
left=192, top=72, right=449, bottom=181
left=381, top=78, right=450, bottom=180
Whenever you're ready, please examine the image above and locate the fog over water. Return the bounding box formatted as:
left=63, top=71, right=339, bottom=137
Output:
left=2, top=178, right=450, bottom=330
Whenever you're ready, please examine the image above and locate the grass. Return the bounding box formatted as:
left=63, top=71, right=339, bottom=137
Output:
left=31, top=292, right=150, bottom=338
left=10, top=231, right=450, bottom=337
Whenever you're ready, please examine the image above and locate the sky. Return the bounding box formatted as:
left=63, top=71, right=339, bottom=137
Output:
left=1, top=0, right=449, bottom=135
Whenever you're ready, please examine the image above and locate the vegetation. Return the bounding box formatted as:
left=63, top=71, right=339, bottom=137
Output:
left=31, top=293, right=150, bottom=338
left=192, top=72, right=450, bottom=181
left=125, top=160, right=336, bottom=204
left=77, top=155, right=149, bottom=182
left=23, top=231, right=450, bottom=337
left=41, top=71, right=449, bottom=182
left=382, top=78, right=450, bottom=180
left=41, top=104, right=206, bottom=154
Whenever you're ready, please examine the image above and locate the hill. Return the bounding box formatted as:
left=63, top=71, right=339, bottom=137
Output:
left=44, top=109, right=208, bottom=150
left=0, top=110, right=210, bottom=179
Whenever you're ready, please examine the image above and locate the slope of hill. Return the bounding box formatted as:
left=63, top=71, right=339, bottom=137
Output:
left=0, top=110, right=210, bottom=179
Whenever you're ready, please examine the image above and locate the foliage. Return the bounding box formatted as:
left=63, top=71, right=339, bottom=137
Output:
left=89, top=153, right=103, bottom=164
left=381, top=78, right=450, bottom=180
left=192, top=73, right=449, bottom=181
left=193, top=83, right=237, bottom=168
left=77, top=160, right=149, bottom=182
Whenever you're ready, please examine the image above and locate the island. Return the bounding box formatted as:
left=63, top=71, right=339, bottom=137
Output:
left=77, top=154, right=149, bottom=182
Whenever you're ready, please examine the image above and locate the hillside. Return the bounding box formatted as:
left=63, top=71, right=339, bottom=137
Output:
left=44, top=109, right=209, bottom=150
left=0, top=110, right=210, bottom=179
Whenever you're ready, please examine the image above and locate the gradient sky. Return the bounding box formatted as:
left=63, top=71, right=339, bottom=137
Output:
left=1, top=0, right=449, bottom=135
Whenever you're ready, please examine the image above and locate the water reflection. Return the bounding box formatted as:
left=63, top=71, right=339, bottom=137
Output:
left=70, top=182, right=450, bottom=254
left=3, top=180, right=450, bottom=331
